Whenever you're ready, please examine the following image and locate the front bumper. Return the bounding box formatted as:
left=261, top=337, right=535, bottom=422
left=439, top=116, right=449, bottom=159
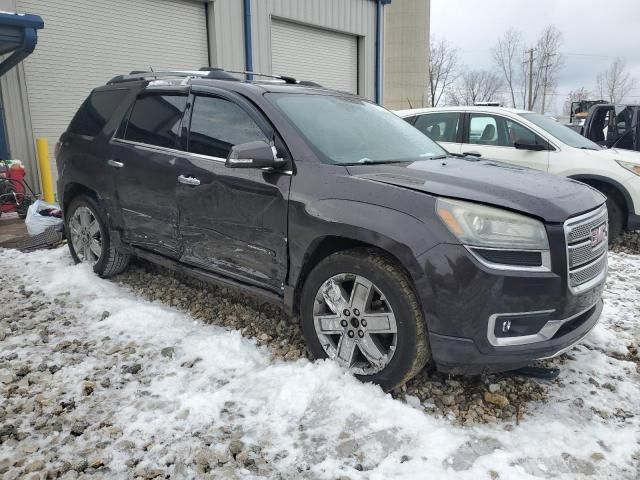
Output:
left=414, top=235, right=606, bottom=375
left=429, top=300, right=602, bottom=374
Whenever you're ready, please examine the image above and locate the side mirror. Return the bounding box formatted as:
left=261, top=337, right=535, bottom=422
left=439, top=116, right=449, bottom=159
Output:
left=514, top=141, right=549, bottom=152
left=225, top=141, right=286, bottom=169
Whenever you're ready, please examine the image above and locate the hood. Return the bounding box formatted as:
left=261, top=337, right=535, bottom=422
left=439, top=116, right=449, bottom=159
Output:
left=593, top=147, right=640, bottom=165
left=346, top=157, right=605, bottom=223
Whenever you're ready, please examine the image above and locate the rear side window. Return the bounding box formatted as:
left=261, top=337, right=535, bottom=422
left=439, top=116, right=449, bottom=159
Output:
left=414, top=112, right=461, bottom=142
left=123, top=94, right=187, bottom=148
left=188, top=96, right=267, bottom=158
left=67, top=89, right=129, bottom=137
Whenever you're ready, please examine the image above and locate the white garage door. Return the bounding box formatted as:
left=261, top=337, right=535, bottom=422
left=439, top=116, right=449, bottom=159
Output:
left=19, top=0, right=208, bottom=178
left=271, top=19, right=358, bottom=94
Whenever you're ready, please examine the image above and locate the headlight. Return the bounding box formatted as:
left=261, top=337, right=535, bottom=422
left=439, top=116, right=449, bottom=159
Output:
left=616, top=160, right=640, bottom=176
left=436, top=198, right=549, bottom=250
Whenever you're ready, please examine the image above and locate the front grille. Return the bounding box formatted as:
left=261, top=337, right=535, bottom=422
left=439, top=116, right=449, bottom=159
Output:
left=564, top=205, right=608, bottom=293
left=568, top=238, right=608, bottom=268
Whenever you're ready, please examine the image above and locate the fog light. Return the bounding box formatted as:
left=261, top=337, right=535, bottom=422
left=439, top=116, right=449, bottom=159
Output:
left=493, top=311, right=553, bottom=338
left=501, top=320, right=512, bottom=333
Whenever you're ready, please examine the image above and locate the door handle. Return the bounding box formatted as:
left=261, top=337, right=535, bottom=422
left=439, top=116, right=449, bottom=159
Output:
left=107, top=159, right=124, bottom=168
left=462, top=151, right=482, bottom=157
left=178, top=174, right=201, bottom=186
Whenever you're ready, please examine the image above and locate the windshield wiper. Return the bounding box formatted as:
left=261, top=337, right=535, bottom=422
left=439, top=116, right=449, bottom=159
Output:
left=341, top=159, right=410, bottom=166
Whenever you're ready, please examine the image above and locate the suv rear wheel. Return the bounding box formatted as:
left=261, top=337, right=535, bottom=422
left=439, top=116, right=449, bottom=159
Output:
left=300, top=248, right=430, bottom=390
left=66, top=195, right=130, bottom=277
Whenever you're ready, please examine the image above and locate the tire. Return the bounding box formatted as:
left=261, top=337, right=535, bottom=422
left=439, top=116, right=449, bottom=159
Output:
left=300, top=248, right=430, bottom=391
left=599, top=187, right=625, bottom=241
left=66, top=195, right=130, bottom=277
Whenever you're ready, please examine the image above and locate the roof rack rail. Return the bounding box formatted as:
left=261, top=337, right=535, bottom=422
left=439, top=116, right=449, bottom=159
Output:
left=107, top=68, right=240, bottom=85
left=220, top=69, right=299, bottom=84
left=106, top=67, right=323, bottom=88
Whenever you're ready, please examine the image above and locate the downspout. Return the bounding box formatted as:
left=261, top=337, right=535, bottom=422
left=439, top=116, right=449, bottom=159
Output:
left=243, top=0, right=253, bottom=80
left=375, top=0, right=390, bottom=105
left=204, top=1, right=212, bottom=67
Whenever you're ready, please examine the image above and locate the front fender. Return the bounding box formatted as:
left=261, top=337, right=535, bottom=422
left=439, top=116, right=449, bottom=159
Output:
left=287, top=196, right=448, bottom=290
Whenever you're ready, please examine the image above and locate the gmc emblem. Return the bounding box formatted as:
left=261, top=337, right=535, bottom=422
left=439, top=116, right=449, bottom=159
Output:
left=591, top=223, right=607, bottom=247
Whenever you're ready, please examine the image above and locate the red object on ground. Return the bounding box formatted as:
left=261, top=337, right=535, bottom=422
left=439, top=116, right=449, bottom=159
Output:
left=0, top=163, right=27, bottom=213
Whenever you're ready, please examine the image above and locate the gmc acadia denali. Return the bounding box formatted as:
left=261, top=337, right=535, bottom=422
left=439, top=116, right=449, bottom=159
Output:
left=56, top=69, right=608, bottom=390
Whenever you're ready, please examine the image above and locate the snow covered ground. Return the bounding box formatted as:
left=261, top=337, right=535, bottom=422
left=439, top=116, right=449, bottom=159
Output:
left=0, top=247, right=638, bottom=479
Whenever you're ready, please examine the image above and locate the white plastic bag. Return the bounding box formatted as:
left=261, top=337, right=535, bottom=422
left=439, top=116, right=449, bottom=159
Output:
left=25, top=199, right=63, bottom=236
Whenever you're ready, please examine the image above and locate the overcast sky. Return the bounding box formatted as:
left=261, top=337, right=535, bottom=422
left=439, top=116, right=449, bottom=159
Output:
left=430, top=0, right=640, bottom=114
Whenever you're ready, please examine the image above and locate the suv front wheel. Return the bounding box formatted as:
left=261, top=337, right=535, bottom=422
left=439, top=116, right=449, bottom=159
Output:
left=300, top=248, right=430, bottom=391
left=66, top=195, right=130, bottom=277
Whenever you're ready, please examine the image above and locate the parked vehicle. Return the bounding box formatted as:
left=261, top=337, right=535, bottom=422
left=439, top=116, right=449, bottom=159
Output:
left=579, top=104, right=640, bottom=152
left=568, top=99, right=606, bottom=125
left=57, top=70, right=607, bottom=390
left=397, top=106, right=640, bottom=238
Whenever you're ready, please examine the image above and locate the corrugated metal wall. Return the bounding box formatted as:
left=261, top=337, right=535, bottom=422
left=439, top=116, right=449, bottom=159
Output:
left=15, top=0, right=208, bottom=183
left=271, top=19, right=358, bottom=93
left=212, top=0, right=377, bottom=100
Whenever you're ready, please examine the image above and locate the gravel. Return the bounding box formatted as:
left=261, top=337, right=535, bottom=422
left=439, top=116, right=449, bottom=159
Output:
left=611, top=230, right=640, bottom=255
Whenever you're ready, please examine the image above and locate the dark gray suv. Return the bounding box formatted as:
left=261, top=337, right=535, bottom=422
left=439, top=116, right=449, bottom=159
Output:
left=56, top=69, right=608, bottom=390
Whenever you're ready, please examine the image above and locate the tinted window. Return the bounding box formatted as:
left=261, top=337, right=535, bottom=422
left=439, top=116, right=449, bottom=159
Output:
left=520, top=113, right=601, bottom=150
left=414, top=112, right=460, bottom=142
left=67, top=89, right=129, bottom=137
left=188, top=96, right=267, bottom=158
left=123, top=94, right=187, bottom=148
left=505, top=119, right=538, bottom=145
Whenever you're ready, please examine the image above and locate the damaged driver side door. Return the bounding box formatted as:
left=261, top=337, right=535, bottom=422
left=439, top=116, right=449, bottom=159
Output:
left=176, top=89, right=291, bottom=292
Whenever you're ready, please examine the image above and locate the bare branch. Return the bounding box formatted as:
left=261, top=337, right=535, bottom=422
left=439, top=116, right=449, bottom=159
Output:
left=448, top=70, right=504, bottom=106
left=563, top=87, right=592, bottom=115
left=492, top=29, right=523, bottom=108
left=428, top=37, right=460, bottom=107
left=597, top=57, right=636, bottom=103
left=530, top=25, right=564, bottom=113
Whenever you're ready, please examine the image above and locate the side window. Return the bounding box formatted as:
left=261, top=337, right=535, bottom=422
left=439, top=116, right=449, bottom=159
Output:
left=468, top=114, right=505, bottom=146
left=67, top=89, right=129, bottom=137
left=188, top=96, right=268, bottom=158
left=414, top=112, right=460, bottom=142
left=122, top=93, right=187, bottom=148
left=504, top=119, right=538, bottom=146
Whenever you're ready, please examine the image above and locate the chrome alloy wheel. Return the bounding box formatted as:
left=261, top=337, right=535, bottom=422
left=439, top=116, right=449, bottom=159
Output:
left=69, top=206, right=102, bottom=264
left=313, top=273, right=398, bottom=375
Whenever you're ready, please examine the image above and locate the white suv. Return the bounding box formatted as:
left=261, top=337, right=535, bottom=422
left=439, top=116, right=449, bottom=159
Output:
left=397, top=106, right=640, bottom=237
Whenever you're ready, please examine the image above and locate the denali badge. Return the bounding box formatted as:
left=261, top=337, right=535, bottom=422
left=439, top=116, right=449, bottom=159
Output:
left=591, top=223, right=607, bottom=247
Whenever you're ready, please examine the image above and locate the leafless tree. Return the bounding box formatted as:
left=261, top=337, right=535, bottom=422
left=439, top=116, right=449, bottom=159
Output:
left=563, top=87, right=592, bottom=115
left=492, top=26, right=563, bottom=112
left=492, top=29, right=523, bottom=108
left=530, top=25, right=564, bottom=113
left=448, top=70, right=504, bottom=106
left=596, top=57, right=636, bottom=103
left=428, top=37, right=460, bottom=107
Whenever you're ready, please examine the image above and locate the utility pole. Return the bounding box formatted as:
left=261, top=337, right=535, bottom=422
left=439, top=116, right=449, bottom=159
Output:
left=526, top=48, right=536, bottom=111
left=540, top=57, right=554, bottom=114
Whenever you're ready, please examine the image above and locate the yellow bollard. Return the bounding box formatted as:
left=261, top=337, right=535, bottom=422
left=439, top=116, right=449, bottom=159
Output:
left=36, top=138, right=55, bottom=203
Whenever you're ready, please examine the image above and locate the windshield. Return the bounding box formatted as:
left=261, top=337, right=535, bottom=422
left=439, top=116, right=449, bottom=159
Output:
left=267, top=93, right=447, bottom=164
left=519, top=112, right=602, bottom=150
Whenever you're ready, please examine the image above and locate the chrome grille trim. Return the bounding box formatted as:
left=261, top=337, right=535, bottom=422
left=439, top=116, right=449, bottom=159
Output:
left=565, top=205, right=608, bottom=244
left=564, top=205, right=608, bottom=295
left=568, top=237, right=608, bottom=268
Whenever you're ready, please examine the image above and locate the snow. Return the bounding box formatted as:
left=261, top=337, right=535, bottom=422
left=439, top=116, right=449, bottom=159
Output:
left=1, top=247, right=639, bottom=479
